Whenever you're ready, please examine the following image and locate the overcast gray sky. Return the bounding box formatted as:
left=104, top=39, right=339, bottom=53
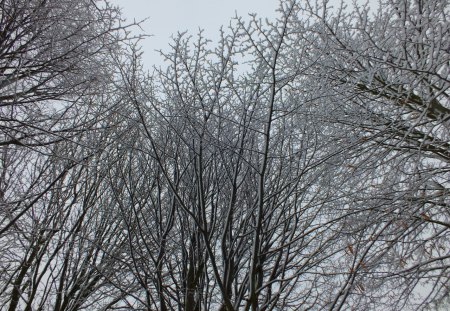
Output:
left=112, top=0, right=279, bottom=68
left=111, top=0, right=376, bottom=69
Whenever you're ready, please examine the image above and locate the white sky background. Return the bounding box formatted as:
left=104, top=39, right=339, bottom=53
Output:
left=111, top=0, right=279, bottom=69
left=110, top=0, right=377, bottom=70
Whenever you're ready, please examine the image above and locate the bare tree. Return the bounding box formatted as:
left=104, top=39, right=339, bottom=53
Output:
left=2, top=0, right=447, bottom=310
left=298, top=0, right=450, bottom=309
left=0, top=0, right=141, bottom=235
left=115, top=2, right=368, bottom=310
left=118, top=0, right=448, bottom=310
left=0, top=0, right=143, bottom=309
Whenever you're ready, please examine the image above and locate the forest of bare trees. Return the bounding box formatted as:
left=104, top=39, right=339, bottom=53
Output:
left=0, top=0, right=448, bottom=310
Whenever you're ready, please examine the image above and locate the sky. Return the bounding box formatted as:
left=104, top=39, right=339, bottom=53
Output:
left=111, top=0, right=377, bottom=69
left=111, top=0, right=283, bottom=68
